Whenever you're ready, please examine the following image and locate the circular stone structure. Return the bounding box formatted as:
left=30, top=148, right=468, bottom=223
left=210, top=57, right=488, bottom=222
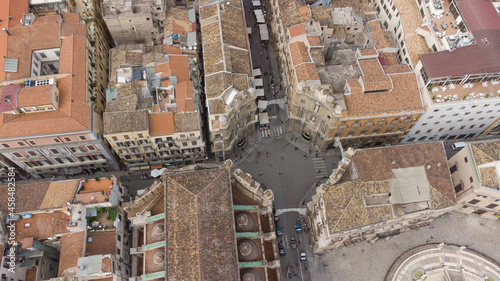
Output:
left=149, top=222, right=165, bottom=243
left=237, top=239, right=259, bottom=261
left=240, top=268, right=263, bottom=281
left=386, top=244, right=500, bottom=281
left=235, top=212, right=256, bottom=232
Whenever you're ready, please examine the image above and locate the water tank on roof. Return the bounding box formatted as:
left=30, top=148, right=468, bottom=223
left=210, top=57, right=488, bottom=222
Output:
left=173, top=34, right=178, bottom=38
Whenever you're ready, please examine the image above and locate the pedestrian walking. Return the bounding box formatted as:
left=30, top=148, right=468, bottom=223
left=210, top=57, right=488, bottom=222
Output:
left=266, top=152, right=270, bottom=156
left=317, top=170, right=321, bottom=173
left=259, top=51, right=263, bottom=56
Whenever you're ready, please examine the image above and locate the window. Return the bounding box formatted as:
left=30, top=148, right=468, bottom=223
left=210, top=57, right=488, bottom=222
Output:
left=479, top=124, right=485, bottom=128
left=64, top=137, right=72, bottom=142
left=28, top=140, right=36, bottom=145
left=450, top=165, right=457, bottom=173
left=124, top=135, right=130, bottom=139
left=446, top=108, right=452, bottom=111
left=27, top=151, right=37, bottom=156
left=434, top=122, right=440, bottom=125
left=472, top=210, right=486, bottom=215
left=469, top=176, right=474, bottom=183
left=87, top=145, right=95, bottom=151
left=486, top=203, right=498, bottom=209
left=39, top=52, right=47, bottom=59
left=433, top=109, right=440, bottom=112
left=426, top=129, right=432, bottom=133
left=464, top=157, right=468, bottom=163
left=53, top=138, right=61, bottom=143
left=16, top=141, right=26, bottom=146
left=468, top=199, right=480, bottom=204
left=471, top=105, right=478, bottom=108
left=452, top=113, right=459, bottom=117
left=112, top=136, right=118, bottom=141
left=454, top=183, right=462, bottom=193
left=191, top=141, right=197, bottom=145
left=469, top=125, right=475, bottom=129
left=138, top=134, right=144, bottom=138
left=476, top=111, right=483, bottom=114
left=422, top=123, right=428, bottom=126
left=50, top=149, right=59, bottom=154
left=12, top=152, right=22, bottom=158
left=182, top=142, right=188, bottom=147
left=79, top=136, right=87, bottom=140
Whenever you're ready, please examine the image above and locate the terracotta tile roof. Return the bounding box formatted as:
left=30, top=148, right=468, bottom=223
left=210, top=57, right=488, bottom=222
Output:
left=324, top=143, right=456, bottom=233
left=0, top=180, right=79, bottom=213
left=0, top=0, right=28, bottom=81
left=368, top=20, right=396, bottom=50
left=169, top=55, right=190, bottom=83
left=295, top=63, right=320, bottom=82
left=39, top=180, right=80, bottom=209
left=174, top=111, right=199, bottom=132
left=307, top=36, right=321, bottom=46
left=358, top=59, right=393, bottom=92
left=164, top=45, right=182, bottom=55
left=14, top=212, right=71, bottom=242
left=289, top=24, right=306, bottom=38
left=0, top=181, right=49, bottom=213
left=311, top=5, right=332, bottom=21
left=0, top=84, right=20, bottom=113
left=232, top=74, right=248, bottom=92
left=0, top=15, right=90, bottom=139
left=289, top=42, right=312, bottom=66
left=175, top=81, right=194, bottom=112
left=58, top=232, right=85, bottom=277
left=205, top=72, right=233, bottom=99
left=344, top=71, right=422, bottom=114
left=156, top=62, right=171, bottom=84
left=279, top=0, right=312, bottom=29
left=25, top=268, right=36, bottom=281
left=228, top=47, right=252, bottom=77
left=200, top=3, right=218, bottom=20
left=347, top=78, right=362, bottom=94
left=16, top=85, right=54, bottom=107
left=201, top=20, right=225, bottom=75
left=106, top=94, right=138, bottom=112
left=479, top=166, right=499, bottom=189
left=165, top=167, right=238, bottom=280
left=354, top=143, right=456, bottom=203
left=208, top=98, right=226, bottom=115
left=104, top=110, right=149, bottom=135
left=359, top=48, right=378, bottom=56
left=164, top=8, right=191, bottom=36
left=85, top=231, right=116, bottom=256
left=470, top=141, right=500, bottom=166
left=392, top=0, right=430, bottom=66
left=148, top=112, right=174, bottom=136
left=220, top=5, right=248, bottom=50
left=383, top=64, right=411, bottom=74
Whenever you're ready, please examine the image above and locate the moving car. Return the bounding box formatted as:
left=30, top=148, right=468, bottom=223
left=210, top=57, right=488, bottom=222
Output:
left=279, top=245, right=286, bottom=256
left=276, top=227, right=283, bottom=238
left=295, top=222, right=302, bottom=233
left=300, top=251, right=307, bottom=262
left=290, top=236, right=297, bottom=248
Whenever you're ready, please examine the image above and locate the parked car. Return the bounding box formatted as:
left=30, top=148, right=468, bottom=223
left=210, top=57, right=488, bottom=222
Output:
left=279, top=245, right=286, bottom=256
left=300, top=251, right=307, bottom=262
left=295, top=222, right=302, bottom=233
left=290, top=236, right=297, bottom=248
left=274, top=215, right=280, bottom=222
left=276, top=227, right=283, bottom=238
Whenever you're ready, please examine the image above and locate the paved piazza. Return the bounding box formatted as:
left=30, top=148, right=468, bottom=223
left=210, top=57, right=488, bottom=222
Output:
left=309, top=211, right=500, bottom=280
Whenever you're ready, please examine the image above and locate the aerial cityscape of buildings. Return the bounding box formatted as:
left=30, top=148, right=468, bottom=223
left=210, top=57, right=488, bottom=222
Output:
left=0, top=0, right=499, bottom=280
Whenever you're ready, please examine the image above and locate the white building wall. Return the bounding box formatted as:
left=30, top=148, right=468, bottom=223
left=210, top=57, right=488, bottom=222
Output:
left=402, top=98, right=500, bottom=142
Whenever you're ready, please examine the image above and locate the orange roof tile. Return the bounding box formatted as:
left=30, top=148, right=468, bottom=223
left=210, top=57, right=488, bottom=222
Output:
left=289, top=24, right=306, bottom=38
left=149, top=112, right=175, bottom=136
left=347, top=78, right=363, bottom=94
left=175, top=81, right=194, bottom=112
left=164, top=45, right=182, bottom=55
left=58, top=232, right=85, bottom=277
left=358, top=58, right=393, bottom=92
left=85, top=231, right=116, bottom=256
left=14, top=212, right=71, bottom=242
left=295, top=63, right=320, bottom=82
left=289, top=41, right=311, bottom=66
left=17, top=85, right=53, bottom=107
left=0, top=14, right=91, bottom=139
left=307, top=35, right=321, bottom=46
left=169, top=55, right=190, bottom=83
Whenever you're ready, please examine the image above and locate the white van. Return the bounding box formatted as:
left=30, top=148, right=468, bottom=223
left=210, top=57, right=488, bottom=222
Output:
left=452, top=142, right=466, bottom=150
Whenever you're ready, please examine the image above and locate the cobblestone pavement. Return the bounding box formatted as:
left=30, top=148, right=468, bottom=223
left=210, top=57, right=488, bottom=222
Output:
left=309, top=211, right=500, bottom=281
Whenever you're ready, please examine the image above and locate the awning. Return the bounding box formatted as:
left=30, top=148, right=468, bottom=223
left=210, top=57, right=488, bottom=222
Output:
left=253, top=68, right=262, bottom=77
left=258, top=112, right=270, bottom=125
left=247, top=27, right=252, bottom=34
left=254, top=9, right=265, bottom=23
left=255, top=89, right=265, bottom=97
left=259, top=24, right=269, bottom=41
left=252, top=0, right=261, bottom=6
left=254, top=78, right=263, bottom=87
left=258, top=100, right=268, bottom=109
left=151, top=168, right=167, bottom=178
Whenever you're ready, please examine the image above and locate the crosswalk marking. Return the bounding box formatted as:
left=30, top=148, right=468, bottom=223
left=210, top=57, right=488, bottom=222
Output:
left=312, top=157, right=329, bottom=179
left=260, top=124, right=285, bottom=138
